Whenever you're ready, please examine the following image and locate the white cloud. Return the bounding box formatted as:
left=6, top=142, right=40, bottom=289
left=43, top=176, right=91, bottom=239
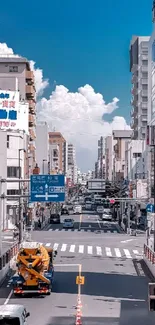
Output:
left=0, top=43, right=49, bottom=97
left=0, top=42, right=130, bottom=170
left=30, top=60, right=49, bottom=97
left=37, top=85, right=130, bottom=169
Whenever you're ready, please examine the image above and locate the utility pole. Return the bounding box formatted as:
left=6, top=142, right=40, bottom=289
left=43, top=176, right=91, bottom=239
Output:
left=18, top=149, right=25, bottom=243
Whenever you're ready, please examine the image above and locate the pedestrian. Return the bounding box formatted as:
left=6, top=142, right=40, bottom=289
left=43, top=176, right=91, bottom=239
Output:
left=38, top=218, right=41, bottom=229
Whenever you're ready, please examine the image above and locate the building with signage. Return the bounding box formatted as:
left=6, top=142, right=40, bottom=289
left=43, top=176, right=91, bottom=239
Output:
left=129, top=36, right=150, bottom=140
left=0, top=55, right=36, bottom=175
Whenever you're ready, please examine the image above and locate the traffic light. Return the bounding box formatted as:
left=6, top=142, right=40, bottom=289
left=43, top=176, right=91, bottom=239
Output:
left=148, top=283, right=155, bottom=311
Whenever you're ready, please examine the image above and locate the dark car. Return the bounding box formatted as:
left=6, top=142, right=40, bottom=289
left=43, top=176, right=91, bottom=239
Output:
left=49, top=214, right=60, bottom=224
left=61, top=207, right=69, bottom=215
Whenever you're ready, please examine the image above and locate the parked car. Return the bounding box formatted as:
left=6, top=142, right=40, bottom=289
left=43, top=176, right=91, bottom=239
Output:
left=73, top=205, right=82, bottom=214
left=63, top=218, right=74, bottom=228
left=102, top=212, right=112, bottom=221
left=61, top=207, right=69, bottom=215
left=49, top=213, right=60, bottom=224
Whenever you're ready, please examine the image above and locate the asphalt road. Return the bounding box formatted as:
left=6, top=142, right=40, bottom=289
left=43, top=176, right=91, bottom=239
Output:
left=0, top=212, right=153, bottom=324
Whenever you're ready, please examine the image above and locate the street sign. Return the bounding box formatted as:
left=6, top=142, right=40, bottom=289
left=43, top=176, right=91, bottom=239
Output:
left=30, top=174, right=65, bottom=202
left=76, top=276, right=85, bottom=285
left=146, top=203, right=154, bottom=213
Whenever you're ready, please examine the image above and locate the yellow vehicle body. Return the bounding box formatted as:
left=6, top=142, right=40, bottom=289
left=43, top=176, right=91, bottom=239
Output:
left=13, top=241, right=55, bottom=294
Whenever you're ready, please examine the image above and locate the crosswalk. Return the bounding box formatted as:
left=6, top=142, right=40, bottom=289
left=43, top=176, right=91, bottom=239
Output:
left=40, top=242, right=143, bottom=259
left=48, top=228, right=119, bottom=233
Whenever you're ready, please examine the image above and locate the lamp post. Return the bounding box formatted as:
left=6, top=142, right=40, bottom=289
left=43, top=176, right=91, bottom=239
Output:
left=18, top=148, right=26, bottom=243
left=42, top=159, right=47, bottom=174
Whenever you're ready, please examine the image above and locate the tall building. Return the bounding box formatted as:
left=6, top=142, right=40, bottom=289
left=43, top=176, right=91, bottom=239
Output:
left=48, top=132, right=68, bottom=174
left=67, top=144, right=77, bottom=184
left=0, top=54, right=36, bottom=173
left=36, top=122, right=49, bottom=174
left=130, top=36, right=150, bottom=140
left=105, top=136, right=116, bottom=181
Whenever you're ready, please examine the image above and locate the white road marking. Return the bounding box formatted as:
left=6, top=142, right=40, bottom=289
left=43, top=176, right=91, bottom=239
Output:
left=4, top=290, right=13, bottom=305
left=53, top=243, right=59, bottom=250
left=105, top=247, right=112, bottom=257
left=97, top=219, right=101, bottom=229
left=55, top=229, right=59, bottom=231
left=114, top=248, right=121, bottom=258
left=87, top=246, right=93, bottom=254
left=123, top=249, right=132, bottom=259
left=61, top=244, right=67, bottom=252
left=79, top=245, right=84, bottom=253
left=45, top=243, right=51, bottom=247
left=69, top=245, right=75, bottom=253
left=96, top=246, right=102, bottom=256
left=121, top=239, right=136, bottom=243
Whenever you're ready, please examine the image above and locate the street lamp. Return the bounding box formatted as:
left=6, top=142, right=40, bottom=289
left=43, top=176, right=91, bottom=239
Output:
left=18, top=148, right=26, bottom=243
left=42, top=159, right=47, bottom=174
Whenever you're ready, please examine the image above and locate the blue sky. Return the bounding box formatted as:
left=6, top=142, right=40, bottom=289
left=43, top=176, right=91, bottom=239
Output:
left=0, top=0, right=154, bottom=169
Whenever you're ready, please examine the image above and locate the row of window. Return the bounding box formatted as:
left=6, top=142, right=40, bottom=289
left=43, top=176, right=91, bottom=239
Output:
left=7, top=166, right=21, bottom=178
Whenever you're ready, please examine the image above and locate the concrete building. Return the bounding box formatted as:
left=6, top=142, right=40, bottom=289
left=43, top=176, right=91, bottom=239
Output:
left=113, top=130, right=133, bottom=181
left=36, top=122, right=49, bottom=174
left=48, top=132, right=68, bottom=174
left=67, top=144, right=77, bottom=184
left=105, top=136, right=116, bottom=181
left=0, top=54, right=36, bottom=173
left=130, top=36, right=150, bottom=140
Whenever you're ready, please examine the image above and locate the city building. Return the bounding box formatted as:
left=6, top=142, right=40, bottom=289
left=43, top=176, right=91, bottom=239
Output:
left=48, top=132, right=68, bottom=174
left=112, top=130, right=133, bottom=181
left=105, top=136, right=116, bottom=181
left=67, top=144, right=77, bottom=184
left=0, top=54, right=36, bottom=174
left=94, top=137, right=106, bottom=179
left=36, top=122, right=49, bottom=174
left=130, top=36, right=150, bottom=140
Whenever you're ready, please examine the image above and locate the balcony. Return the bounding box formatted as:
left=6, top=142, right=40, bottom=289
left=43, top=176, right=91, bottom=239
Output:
left=131, top=74, right=138, bottom=84
left=131, top=64, right=138, bottom=73
left=26, top=70, right=34, bottom=81
left=26, top=85, right=35, bottom=98
left=141, top=78, right=148, bottom=85
left=130, top=118, right=138, bottom=129
left=140, top=89, right=148, bottom=97
left=29, top=127, right=36, bottom=140
left=141, top=54, right=148, bottom=60
left=141, top=102, right=148, bottom=109
left=130, top=107, right=138, bottom=117
left=29, top=114, right=36, bottom=127
left=28, top=100, right=36, bottom=113
left=141, top=66, right=148, bottom=72
left=131, top=85, right=138, bottom=95
left=141, top=115, right=147, bottom=122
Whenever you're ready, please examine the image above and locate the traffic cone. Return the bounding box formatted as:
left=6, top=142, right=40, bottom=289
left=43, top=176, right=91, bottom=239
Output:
left=75, top=315, right=82, bottom=325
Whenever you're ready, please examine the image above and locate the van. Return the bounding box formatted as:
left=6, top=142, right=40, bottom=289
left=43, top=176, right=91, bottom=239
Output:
left=0, top=304, right=30, bottom=324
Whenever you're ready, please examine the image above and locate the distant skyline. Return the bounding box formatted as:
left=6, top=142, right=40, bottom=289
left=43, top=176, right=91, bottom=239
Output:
left=0, top=0, right=153, bottom=171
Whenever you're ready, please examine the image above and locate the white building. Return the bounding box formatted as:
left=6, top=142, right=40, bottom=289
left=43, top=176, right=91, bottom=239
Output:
left=105, top=136, right=116, bottom=181
left=36, top=122, right=49, bottom=174
left=124, top=140, right=147, bottom=180
left=130, top=36, right=150, bottom=140
left=67, top=144, right=77, bottom=184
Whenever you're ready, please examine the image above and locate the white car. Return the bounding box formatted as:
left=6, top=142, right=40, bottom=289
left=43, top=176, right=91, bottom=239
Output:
left=96, top=206, right=104, bottom=214
left=63, top=218, right=74, bottom=228
left=73, top=205, right=82, bottom=214
left=102, top=212, right=112, bottom=221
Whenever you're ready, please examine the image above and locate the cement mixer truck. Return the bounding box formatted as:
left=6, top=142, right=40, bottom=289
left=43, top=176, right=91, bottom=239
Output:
left=9, top=241, right=57, bottom=296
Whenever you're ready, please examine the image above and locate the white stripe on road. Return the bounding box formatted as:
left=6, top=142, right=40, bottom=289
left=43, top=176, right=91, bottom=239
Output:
left=55, top=229, right=59, bottom=231
left=61, top=244, right=67, bottom=252
left=79, top=245, right=84, bottom=253
left=45, top=243, right=51, bottom=247
left=53, top=243, right=59, bottom=250
left=96, top=246, right=102, bottom=256
left=69, top=245, right=75, bottom=253
left=123, top=249, right=132, bottom=259
left=87, top=246, right=93, bottom=254
left=114, top=248, right=121, bottom=257
left=105, top=247, right=112, bottom=257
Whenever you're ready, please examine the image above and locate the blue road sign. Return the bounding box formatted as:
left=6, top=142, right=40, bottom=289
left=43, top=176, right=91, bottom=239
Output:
left=30, top=174, right=65, bottom=202
left=146, top=203, right=154, bottom=213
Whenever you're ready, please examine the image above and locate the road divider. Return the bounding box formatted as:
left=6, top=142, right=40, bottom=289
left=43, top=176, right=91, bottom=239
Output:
left=79, top=214, right=82, bottom=230
left=75, top=264, right=84, bottom=325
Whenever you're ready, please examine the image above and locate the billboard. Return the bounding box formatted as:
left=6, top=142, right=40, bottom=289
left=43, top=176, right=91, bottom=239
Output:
left=0, top=91, right=29, bottom=133
left=88, top=179, right=105, bottom=192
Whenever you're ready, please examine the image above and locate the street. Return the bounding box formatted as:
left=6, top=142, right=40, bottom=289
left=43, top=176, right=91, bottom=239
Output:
left=0, top=212, right=154, bottom=324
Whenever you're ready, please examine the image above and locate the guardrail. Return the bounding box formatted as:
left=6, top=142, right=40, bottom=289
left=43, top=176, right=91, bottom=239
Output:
left=0, top=242, right=19, bottom=271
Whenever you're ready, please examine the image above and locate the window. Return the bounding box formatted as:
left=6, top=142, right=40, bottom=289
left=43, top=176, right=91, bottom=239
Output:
left=142, top=60, right=148, bottom=66
left=7, top=189, right=20, bottom=195
left=142, top=96, right=148, bottom=102
left=133, top=153, right=142, bottom=158
left=7, top=166, right=21, bottom=178
left=142, top=72, right=148, bottom=78
left=7, top=135, right=9, bottom=148
left=142, top=84, right=148, bottom=90
left=9, top=66, right=18, bottom=72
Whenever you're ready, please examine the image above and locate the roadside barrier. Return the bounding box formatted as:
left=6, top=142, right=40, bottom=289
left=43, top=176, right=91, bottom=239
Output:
left=144, top=244, right=155, bottom=264
left=75, top=296, right=82, bottom=325
left=0, top=242, right=19, bottom=271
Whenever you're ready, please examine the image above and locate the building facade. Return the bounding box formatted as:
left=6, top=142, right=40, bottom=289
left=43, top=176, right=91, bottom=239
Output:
left=48, top=132, right=68, bottom=174
left=67, top=144, right=77, bottom=184
left=36, top=122, right=49, bottom=174
left=105, top=135, right=116, bottom=181
left=130, top=36, right=150, bottom=140
left=0, top=54, right=36, bottom=174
